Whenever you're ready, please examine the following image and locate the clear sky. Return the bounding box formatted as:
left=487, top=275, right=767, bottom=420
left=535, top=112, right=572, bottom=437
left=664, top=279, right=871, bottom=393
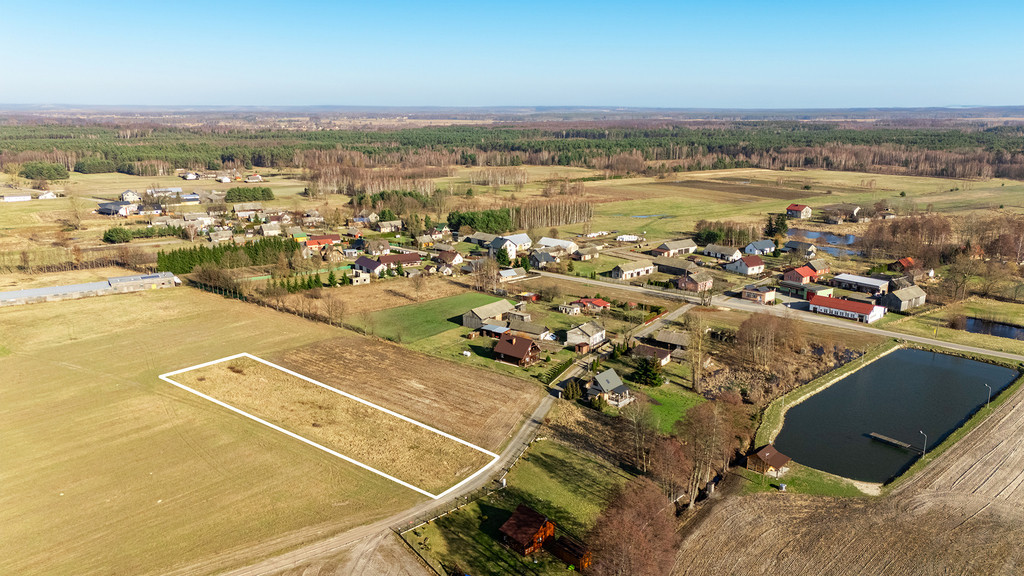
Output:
left=2, top=0, right=1021, bottom=108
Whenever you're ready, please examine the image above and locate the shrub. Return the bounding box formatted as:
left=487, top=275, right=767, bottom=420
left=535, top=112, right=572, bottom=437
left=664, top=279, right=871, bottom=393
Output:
left=102, top=227, right=133, bottom=244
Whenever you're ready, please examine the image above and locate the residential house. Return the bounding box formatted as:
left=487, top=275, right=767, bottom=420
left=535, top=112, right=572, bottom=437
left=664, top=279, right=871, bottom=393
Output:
left=831, top=273, right=890, bottom=295
left=462, top=299, right=515, bottom=329
left=558, top=303, right=582, bottom=316
left=209, top=230, right=233, bottom=243
left=432, top=223, right=451, bottom=238
left=786, top=204, right=812, bottom=219
left=536, top=237, right=579, bottom=254
left=725, top=255, right=765, bottom=276
left=588, top=368, right=634, bottom=407
left=889, top=257, right=918, bottom=273
left=747, top=445, right=791, bottom=477
left=573, top=297, right=611, bottom=312
left=345, top=227, right=362, bottom=239
left=677, top=270, right=714, bottom=292
left=783, top=265, right=816, bottom=284
left=286, top=225, right=305, bottom=239
left=259, top=222, right=282, bottom=236
left=651, top=239, right=698, bottom=257
left=36, top=191, right=58, bottom=200
left=879, top=285, right=927, bottom=312
left=349, top=270, right=371, bottom=285
left=435, top=250, right=463, bottom=267
left=703, top=244, right=742, bottom=262
left=653, top=329, right=690, bottom=350
left=529, top=250, right=559, bottom=269
left=490, top=236, right=519, bottom=260
left=499, top=504, right=554, bottom=556
left=573, top=246, right=600, bottom=261
left=782, top=240, right=817, bottom=258
left=808, top=294, right=886, bottom=323
left=97, top=201, right=137, bottom=217
left=631, top=344, right=671, bottom=366
left=301, top=209, right=324, bottom=227
left=137, top=204, right=163, bottom=215
left=379, top=252, right=421, bottom=269
left=744, top=239, right=776, bottom=255
left=120, top=190, right=142, bottom=203
left=611, top=260, right=655, bottom=280
left=565, top=320, right=606, bottom=349
left=305, top=234, right=342, bottom=249
left=741, top=284, right=776, bottom=304
left=233, top=202, right=263, bottom=219
left=376, top=220, right=403, bottom=233
left=363, top=239, right=391, bottom=256
left=493, top=333, right=541, bottom=366
left=353, top=256, right=387, bottom=277
left=342, top=248, right=360, bottom=259
left=183, top=213, right=216, bottom=228
left=807, top=258, right=831, bottom=277
left=416, top=234, right=434, bottom=248
left=777, top=281, right=834, bottom=300
left=498, top=267, right=528, bottom=282
left=822, top=203, right=860, bottom=224
left=504, top=233, right=533, bottom=251
left=466, top=231, right=498, bottom=246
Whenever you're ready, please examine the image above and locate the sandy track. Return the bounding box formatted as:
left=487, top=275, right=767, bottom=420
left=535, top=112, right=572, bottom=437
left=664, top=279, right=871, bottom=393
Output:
left=674, top=379, right=1024, bottom=575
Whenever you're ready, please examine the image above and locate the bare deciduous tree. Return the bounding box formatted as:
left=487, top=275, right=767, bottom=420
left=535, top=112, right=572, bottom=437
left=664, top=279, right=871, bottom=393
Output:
left=589, top=476, right=676, bottom=576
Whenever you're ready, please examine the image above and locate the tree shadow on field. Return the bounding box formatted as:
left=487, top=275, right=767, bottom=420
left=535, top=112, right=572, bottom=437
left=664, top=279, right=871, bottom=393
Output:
left=433, top=501, right=546, bottom=576
left=517, top=451, right=625, bottom=535
left=469, top=343, right=496, bottom=359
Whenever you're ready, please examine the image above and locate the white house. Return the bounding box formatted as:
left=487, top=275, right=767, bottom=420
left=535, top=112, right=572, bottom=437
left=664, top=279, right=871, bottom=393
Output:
left=703, top=244, right=742, bottom=261
left=504, top=233, right=533, bottom=251
left=566, top=321, right=606, bottom=348
left=725, top=255, right=766, bottom=276
left=808, top=294, right=886, bottom=323
left=536, top=237, right=579, bottom=254
left=490, top=237, right=519, bottom=260
left=786, top=204, right=812, bottom=219
left=744, top=240, right=776, bottom=255
left=36, top=191, right=58, bottom=200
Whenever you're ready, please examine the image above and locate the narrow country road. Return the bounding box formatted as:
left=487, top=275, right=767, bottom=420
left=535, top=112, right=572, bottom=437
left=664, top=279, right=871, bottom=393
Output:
left=535, top=271, right=1024, bottom=364
left=214, top=394, right=556, bottom=576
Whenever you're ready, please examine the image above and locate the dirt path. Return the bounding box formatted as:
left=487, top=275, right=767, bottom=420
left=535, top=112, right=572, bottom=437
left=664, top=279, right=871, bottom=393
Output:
left=672, top=378, right=1024, bottom=575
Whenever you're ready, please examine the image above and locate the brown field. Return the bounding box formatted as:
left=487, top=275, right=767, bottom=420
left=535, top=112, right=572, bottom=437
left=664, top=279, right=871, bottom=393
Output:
left=171, top=357, right=494, bottom=495
left=278, top=337, right=543, bottom=452
left=673, top=382, right=1024, bottom=575
left=263, top=275, right=469, bottom=318
left=0, top=265, right=136, bottom=291
left=668, top=179, right=810, bottom=200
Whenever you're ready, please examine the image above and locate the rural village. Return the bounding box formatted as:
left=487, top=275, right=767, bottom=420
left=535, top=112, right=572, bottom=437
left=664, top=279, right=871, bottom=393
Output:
left=3, top=108, right=1024, bottom=576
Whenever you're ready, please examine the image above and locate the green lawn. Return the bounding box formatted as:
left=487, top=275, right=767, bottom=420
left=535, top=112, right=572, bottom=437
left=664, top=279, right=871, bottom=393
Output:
left=352, top=292, right=504, bottom=343
left=643, top=383, right=705, bottom=434
left=734, top=463, right=868, bottom=498
left=884, top=297, right=1024, bottom=357
left=406, top=439, right=631, bottom=575
left=567, top=254, right=629, bottom=278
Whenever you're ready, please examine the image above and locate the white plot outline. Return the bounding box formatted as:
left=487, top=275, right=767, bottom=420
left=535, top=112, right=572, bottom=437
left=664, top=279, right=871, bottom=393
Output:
left=159, top=353, right=499, bottom=500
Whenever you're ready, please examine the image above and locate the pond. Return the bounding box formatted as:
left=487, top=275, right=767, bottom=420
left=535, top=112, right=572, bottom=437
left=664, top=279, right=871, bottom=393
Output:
left=773, top=348, right=1018, bottom=484
left=965, top=317, right=1024, bottom=341
left=788, top=228, right=857, bottom=245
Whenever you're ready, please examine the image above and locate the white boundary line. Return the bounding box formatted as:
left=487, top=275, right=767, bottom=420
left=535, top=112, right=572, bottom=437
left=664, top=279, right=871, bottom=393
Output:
left=158, top=352, right=499, bottom=500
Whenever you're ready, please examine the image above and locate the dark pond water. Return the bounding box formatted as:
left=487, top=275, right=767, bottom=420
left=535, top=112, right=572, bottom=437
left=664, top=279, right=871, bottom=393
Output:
left=965, top=317, right=1024, bottom=341
left=774, top=348, right=1018, bottom=483
left=816, top=245, right=863, bottom=257
left=788, top=228, right=857, bottom=245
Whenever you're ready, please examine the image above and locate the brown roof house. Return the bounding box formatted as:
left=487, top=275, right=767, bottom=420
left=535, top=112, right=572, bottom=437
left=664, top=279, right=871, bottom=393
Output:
left=499, top=504, right=555, bottom=556
left=746, top=445, right=791, bottom=478
left=493, top=333, right=540, bottom=366
left=631, top=344, right=671, bottom=366
left=677, top=270, right=714, bottom=292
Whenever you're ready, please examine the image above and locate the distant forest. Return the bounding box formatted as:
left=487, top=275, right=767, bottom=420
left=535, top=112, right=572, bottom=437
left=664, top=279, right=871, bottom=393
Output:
left=1, top=122, right=1023, bottom=179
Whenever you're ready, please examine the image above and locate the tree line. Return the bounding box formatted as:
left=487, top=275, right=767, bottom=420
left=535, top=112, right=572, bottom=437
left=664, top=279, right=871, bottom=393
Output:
left=157, top=237, right=299, bottom=274
left=224, top=187, right=275, bottom=202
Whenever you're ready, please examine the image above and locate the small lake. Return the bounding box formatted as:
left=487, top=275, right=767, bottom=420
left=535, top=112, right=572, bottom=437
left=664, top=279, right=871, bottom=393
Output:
left=773, top=348, right=1018, bottom=483
left=816, top=245, right=863, bottom=257
left=965, top=317, right=1024, bottom=341
left=788, top=228, right=857, bottom=245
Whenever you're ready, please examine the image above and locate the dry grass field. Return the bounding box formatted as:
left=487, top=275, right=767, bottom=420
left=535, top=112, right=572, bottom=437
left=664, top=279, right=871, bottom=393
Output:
left=170, top=356, right=495, bottom=495
left=0, top=265, right=135, bottom=291
left=0, top=286, right=540, bottom=576
left=672, top=379, right=1024, bottom=575
left=265, top=275, right=470, bottom=320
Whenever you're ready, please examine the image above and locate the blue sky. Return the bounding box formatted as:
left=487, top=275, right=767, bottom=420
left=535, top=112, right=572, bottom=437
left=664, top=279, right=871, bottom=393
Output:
left=2, top=0, right=1021, bottom=107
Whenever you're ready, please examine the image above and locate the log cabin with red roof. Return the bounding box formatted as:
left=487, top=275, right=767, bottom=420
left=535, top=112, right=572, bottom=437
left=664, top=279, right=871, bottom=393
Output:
left=493, top=333, right=541, bottom=366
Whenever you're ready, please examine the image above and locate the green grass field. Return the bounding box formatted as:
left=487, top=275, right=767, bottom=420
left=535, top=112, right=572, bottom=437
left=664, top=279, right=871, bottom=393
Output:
left=351, top=292, right=505, bottom=342
left=0, top=289, right=423, bottom=576
left=735, top=463, right=868, bottom=498
left=884, top=297, right=1024, bottom=357
left=643, top=383, right=705, bottom=434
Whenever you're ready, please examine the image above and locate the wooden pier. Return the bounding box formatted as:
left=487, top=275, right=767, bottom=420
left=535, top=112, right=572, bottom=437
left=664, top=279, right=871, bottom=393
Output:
left=868, top=432, right=922, bottom=452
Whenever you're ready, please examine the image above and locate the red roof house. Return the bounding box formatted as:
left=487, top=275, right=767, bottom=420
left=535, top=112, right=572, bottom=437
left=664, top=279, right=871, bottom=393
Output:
left=573, top=297, right=612, bottom=311
left=493, top=333, right=541, bottom=366
left=499, top=504, right=555, bottom=556
left=783, top=265, right=815, bottom=284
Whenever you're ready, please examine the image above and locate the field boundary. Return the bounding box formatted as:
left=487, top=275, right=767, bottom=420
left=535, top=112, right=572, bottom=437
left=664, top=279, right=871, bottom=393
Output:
left=158, top=352, right=499, bottom=500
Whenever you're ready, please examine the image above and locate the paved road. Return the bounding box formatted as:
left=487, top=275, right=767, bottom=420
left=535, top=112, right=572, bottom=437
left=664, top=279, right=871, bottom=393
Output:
left=536, top=270, right=1024, bottom=364
left=218, top=394, right=556, bottom=576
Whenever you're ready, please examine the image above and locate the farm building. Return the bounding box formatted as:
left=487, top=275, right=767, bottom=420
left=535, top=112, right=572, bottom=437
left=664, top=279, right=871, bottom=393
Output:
left=499, top=504, right=555, bottom=556
left=653, top=329, right=690, bottom=350
left=536, top=237, right=578, bottom=254
left=677, top=270, right=714, bottom=292
left=744, top=239, right=776, bottom=255
left=353, top=256, right=387, bottom=277
left=747, top=445, right=791, bottom=477
left=36, top=191, right=58, bottom=200
left=566, top=321, right=606, bottom=348
left=2, top=193, right=32, bottom=202
left=97, top=201, right=137, bottom=217
left=807, top=258, right=830, bottom=275
left=559, top=303, right=582, bottom=315
left=725, top=255, right=765, bottom=276
left=245, top=174, right=264, bottom=183
left=209, top=230, right=234, bottom=243
left=831, top=273, right=890, bottom=295
left=376, top=220, right=403, bottom=233
left=651, top=239, right=697, bottom=257
left=259, top=222, right=282, bottom=237
left=610, top=260, right=655, bottom=280
left=653, top=256, right=700, bottom=276
left=416, top=234, right=434, bottom=248
left=889, top=257, right=918, bottom=272
left=616, top=234, right=642, bottom=242
left=507, top=319, right=552, bottom=340
left=0, top=272, right=179, bottom=307
left=786, top=204, right=812, bottom=219
left=588, top=368, right=634, bottom=407
left=573, top=246, right=600, bottom=261
left=808, top=294, right=886, bottom=323
left=499, top=267, right=528, bottom=282
left=777, top=281, right=833, bottom=300
left=631, top=344, right=671, bottom=366
left=783, top=240, right=817, bottom=258
left=741, top=284, right=776, bottom=304
left=703, top=244, right=742, bottom=262
left=879, top=285, right=927, bottom=312
left=493, top=333, right=541, bottom=366
left=462, top=299, right=516, bottom=329
left=546, top=535, right=591, bottom=571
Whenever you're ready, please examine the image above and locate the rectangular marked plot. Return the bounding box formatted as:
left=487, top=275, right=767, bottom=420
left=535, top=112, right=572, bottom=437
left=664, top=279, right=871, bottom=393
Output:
left=163, top=355, right=496, bottom=497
